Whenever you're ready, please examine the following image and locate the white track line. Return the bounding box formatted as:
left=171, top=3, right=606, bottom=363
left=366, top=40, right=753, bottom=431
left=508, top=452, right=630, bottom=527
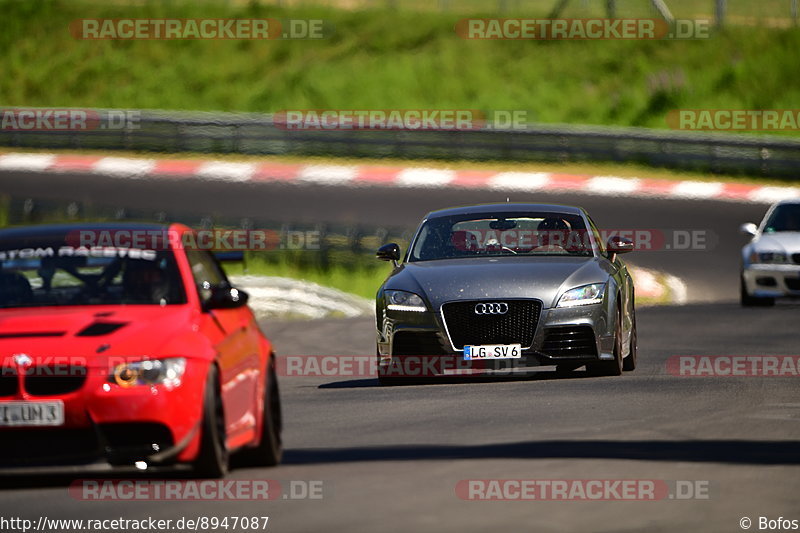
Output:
left=488, top=171, right=551, bottom=191
left=298, top=164, right=358, bottom=185
left=92, top=157, right=156, bottom=178
left=586, top=176, right=641, bottom=194
left=395, top=168, right=455, bottom=188
left=0, top=153, right=55, bottom=171
left=671, top=181, right=724, bottom=199
left=748, top=186, right=800, bottom=204
left=196, top=161, right=258, bottom=182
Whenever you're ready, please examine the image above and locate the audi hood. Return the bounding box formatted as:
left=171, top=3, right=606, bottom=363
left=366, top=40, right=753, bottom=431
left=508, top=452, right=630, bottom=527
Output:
left=384, top=256, right=613, bottom=310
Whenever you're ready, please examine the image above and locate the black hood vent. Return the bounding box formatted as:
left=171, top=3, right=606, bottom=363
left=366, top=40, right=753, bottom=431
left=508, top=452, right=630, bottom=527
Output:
left=76, top=322, right=127, bottom=337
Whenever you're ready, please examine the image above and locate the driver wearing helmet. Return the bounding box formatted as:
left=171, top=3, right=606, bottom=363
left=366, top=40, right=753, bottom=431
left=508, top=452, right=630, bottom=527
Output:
left=533, top=217, right=573, bottom=252
left=122, top=259, right=170, bottom=303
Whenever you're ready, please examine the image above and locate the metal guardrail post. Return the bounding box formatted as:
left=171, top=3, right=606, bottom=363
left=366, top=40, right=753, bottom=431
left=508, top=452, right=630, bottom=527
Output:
left=715, top=0, right=726, bottom=27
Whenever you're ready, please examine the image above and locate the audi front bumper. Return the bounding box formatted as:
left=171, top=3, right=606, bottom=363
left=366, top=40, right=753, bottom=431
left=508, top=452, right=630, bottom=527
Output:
left=376, top=301, right=615, bottom=375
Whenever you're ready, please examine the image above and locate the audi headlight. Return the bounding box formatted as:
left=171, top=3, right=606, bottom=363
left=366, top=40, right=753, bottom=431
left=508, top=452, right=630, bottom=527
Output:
left=750, top=251, right=787, bottom=264
left=111, top=358, right=186, bottom=388
left=385, top=290, right=427, bottom=312
left=557, top=283, right=606, bottom=307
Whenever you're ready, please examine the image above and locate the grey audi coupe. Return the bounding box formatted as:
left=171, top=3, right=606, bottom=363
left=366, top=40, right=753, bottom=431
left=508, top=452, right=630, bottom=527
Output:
left=375, top=203, right=637, bottom=383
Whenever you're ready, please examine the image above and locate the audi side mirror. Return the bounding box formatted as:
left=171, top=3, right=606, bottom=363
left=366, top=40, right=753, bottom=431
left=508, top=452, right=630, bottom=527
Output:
left=740, top=222, right=758, bottom=237
left=377, top=243, right=401, bottom=264
left=607, top=235, right=634, bottom=255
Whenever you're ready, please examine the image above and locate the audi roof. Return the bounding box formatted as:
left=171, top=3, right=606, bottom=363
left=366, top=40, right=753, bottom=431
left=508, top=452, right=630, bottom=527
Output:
left=424, top=203, right=585, bottom=219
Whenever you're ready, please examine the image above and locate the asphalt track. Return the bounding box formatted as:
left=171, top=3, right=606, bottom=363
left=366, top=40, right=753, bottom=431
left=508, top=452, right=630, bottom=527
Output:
left=0, top=169, right=798, bottom=532
left=1, top=304, right=799, bottom=532
left=0, top=169, right=772, bottom=301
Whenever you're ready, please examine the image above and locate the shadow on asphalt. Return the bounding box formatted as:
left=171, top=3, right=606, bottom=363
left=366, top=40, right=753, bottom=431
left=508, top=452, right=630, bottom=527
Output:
left=0, top=466, right=199, bottom=490
left=283, top=439, right=800, bottom=466
left=318, top=369, right=596, bottom=388
left=3, top=438, right=797, bottom=490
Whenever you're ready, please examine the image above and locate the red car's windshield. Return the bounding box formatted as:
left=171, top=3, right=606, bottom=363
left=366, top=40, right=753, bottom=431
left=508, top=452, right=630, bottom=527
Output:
left=0, top=242, right=186, bottom=308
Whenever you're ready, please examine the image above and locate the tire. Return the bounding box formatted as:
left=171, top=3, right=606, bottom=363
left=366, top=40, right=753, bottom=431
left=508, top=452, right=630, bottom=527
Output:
left=376, top=347, right=394, bottom=386
left=238, top=360, right=283, bottom=467
left=740, top=275, right=774, bottom=307
left=193, top=364, right=229, bottom=478
left=378, top=375, right=402, bottom=386
left=587, top=302, right=623, bottom=377
left=622, top=311, right=637, bottom=372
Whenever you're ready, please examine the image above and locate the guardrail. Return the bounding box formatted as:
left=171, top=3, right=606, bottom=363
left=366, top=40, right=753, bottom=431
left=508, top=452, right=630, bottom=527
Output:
left=2, top=108, right=799, bottom=177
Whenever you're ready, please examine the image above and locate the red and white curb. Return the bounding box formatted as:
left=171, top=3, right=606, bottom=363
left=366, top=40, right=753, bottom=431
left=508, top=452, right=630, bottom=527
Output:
left=229, top=275, right=373, bottom=320
left=1, top=152, right=797, bottom=204
left=629, top=266, right=687, bottom=305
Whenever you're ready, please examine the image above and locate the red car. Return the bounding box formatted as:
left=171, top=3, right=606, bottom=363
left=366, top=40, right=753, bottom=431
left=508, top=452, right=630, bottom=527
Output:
left=0, top=223, right=281, bottom=477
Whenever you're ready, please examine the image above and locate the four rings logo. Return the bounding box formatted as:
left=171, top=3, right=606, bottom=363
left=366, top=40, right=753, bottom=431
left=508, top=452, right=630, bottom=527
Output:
left=474, top=302, right=509, bottom=315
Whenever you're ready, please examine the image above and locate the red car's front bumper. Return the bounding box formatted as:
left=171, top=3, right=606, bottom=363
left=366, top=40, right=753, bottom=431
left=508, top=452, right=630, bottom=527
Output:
left=1, top=357, right=208, bottom=469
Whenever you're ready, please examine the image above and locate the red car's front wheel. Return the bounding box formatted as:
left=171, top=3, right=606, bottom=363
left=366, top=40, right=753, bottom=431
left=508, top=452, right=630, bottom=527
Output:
left=238, top=359, right=283, bottom=467
left=193, top=364, right=229, bottom=478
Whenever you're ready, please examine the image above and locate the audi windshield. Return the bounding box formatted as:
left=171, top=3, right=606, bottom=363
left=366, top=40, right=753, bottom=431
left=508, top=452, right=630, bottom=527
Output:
left=408, top=212, right=596, bottom=261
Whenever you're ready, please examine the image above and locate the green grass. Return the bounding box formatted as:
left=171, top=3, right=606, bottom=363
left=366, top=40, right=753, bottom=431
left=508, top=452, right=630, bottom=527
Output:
left=224, top=253, right=392, bottom=300
left=2, top=1, right=800, bottom=134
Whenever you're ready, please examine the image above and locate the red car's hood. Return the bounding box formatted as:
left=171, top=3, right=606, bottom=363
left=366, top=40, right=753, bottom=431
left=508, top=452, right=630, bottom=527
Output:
left=0, top=305, right=197, bottom=364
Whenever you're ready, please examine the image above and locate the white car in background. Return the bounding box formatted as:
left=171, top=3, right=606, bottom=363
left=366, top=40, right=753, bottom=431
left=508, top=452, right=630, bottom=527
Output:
left=740, top=199, right=800, bottom=306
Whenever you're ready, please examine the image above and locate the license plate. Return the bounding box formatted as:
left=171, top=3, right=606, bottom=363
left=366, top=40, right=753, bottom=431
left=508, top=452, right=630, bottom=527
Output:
left=464, top=344, right=522, bottom=360
left=0, top=401, right=64, bottom=427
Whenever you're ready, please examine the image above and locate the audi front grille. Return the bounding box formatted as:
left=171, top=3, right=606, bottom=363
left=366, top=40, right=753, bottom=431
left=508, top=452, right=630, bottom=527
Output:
left=392, top=331, right=448, bottom=356
left=441, top=299, right=542, bottom=350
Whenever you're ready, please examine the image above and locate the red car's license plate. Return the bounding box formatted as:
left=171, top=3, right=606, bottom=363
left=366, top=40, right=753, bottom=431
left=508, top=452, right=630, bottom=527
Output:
left=0, top=401, right=64, bottom=427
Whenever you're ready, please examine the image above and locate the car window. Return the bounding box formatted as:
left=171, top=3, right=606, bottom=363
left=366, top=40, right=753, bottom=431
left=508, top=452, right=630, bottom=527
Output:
left=587, top=216, right=606, bottom=254
left=409, top=211, right=592, bottom=262
left=185, top=248, right=228, bottom=291
left=763, top=204, right=800, bottom=233
left=0, top=241, right=186, bottom=308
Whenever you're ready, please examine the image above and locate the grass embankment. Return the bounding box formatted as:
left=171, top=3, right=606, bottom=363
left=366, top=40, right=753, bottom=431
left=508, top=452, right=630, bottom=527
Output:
left=224, top=254, right=391, bottom=301
left=2, top=1, right=800, bottom=133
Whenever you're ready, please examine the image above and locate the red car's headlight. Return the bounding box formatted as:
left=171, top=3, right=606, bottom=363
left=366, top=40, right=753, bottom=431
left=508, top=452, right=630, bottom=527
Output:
left=111, top=357, right=186, bottom=389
